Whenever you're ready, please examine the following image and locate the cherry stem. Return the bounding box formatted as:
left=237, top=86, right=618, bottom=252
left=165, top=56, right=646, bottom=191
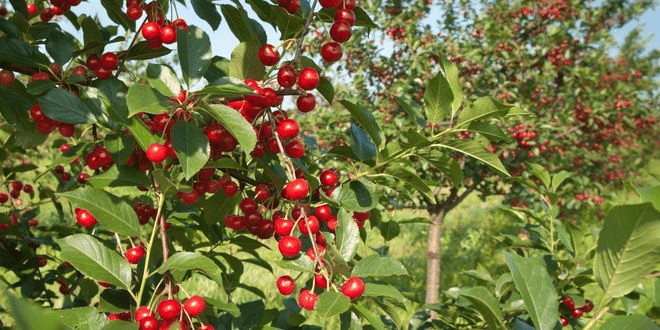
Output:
left=115, top=233, right=126, bottom=255
left=136, top=192, right=166, bottom=305
left=293, top=0, right=320, bottom=64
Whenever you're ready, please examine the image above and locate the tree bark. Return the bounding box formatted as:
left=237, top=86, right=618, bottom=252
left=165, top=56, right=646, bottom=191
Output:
left=425, top=207, right=446, bottom=306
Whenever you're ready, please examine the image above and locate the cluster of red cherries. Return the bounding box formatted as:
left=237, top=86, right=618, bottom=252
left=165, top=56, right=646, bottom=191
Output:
left=29, top=104, right=76, bottom=136
left=26, top=0, right=82, bottom=22
left=132, top=0, right=188, bottom=48
left=108, top=296, right=213, bottom=330
left=559, top=296, right=593, bottom=327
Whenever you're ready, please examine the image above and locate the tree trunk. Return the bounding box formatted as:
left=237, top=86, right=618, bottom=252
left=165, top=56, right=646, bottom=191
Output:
left=425, top=207, right=446, bottom=306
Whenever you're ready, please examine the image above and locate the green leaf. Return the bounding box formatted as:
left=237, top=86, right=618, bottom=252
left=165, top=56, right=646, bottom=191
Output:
left=0, top=82, right=32, bottom=128
left=352, top=303, right=387, bottom=330
left=460, top=287, right=506, bottom=330
left=551, top=171, right=572, bottom=191
left=594, top=204, right=660, bottom=306
left=196, top=79, right=253, bottom=98
left=45, top=29, right=74, bottom=65
left=457, top=97, right=514, bottom=128
left=171, top=120, right=210, bottom=180
left=423, top=71, right=453, bottom=124
left=439, top=56, right=462, bottom=118
left=102, top=321, right=138, bottom=330
left=638, top=185, right=660, bottom=211
left=101, top=0, right=134, bottom=31
left=0, top=37, right=49, bottom=68
left=152, top=169, right=178, bottom=196
left=7, top=293, right=68, bottom=330
left=229, top=41, right=265, bottom=80
left=503, top=252, right=559, bottom=330
left=157, top=252, right=223, bottom=285
left=126, top=84, right=169, bottom=117
left=125, top=41, right=171, bottom=60
left=203, top=104, right=257, bottom=153
left=221, top=4, right=259, bottom=43
left=276, top=255, right=315, bottom=273
left=58, top=187, right=140, bottom=236
left=316, top=291, right=351, bottom=318
left=191, top=0, right=222, bottom=30
left=349, top=121, right=376, bottom=161
left=207, top=157, right=243, bottom=170
left=363, top=283, right=406, bottom=303
left=528, top=163, right=551, bottom=189
left=56, top=234, right=132, bottom=289
left=467, top=121, right=512, bottom=142
left=600, top=315, right=660, bottom=330
left=86, top=165, right=151, bottom=188
left=436, top=139, right=509, bottom=177
left=385, top=166, right=434, bottom=202
left=340, top=100, right=383, bottom=148
left=317, top=77, right=334, bottom=103
left=38, top=88, right=98, bottom=124
left=177, top=25, right=212, bottom=88
left=97, top=79, right=129, bottom=123
left=146, top=64, right=180, bottom=97
left=336, top=209, right=360, bottom=262
left=352, top=255, right=408, bottom=278
left=54, top=307, right=110, bottom=330
left=335, top=180, right=380, bottom=212
left=27, top=80, right=57, bottom=95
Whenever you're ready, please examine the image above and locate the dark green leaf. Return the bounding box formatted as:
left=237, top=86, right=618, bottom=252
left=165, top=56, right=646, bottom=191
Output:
left=0, top=37, right=49, bottom=68
left=97, top=79, right=129, bottom=123
left=638, top=185, right=660, bottom=211
left=385, top=166, right=434, bottom=202
left=125, top=41, right=171, bottom=60
left=352, top=303, right=387, bottom=330
left=38, top=88, right=98, bottom=124
left=340, top=100, right=383, bottom=148
left=0, top=82, right=32, bottom=128
left=171, top=120, right=210, bottom=180
left=436, top=139, right=509, bottom=177
left=336, top=209, right=360, bottom=262
left=26, top=80, right=56, bottom=96
left=276, top=255, right=315, bottom=273
left=601, top=315, right=660, bottom=330
left=58, top=187, right=141, bottom=236
left=203, top=104, right=257, bottom=153
left=352, top=255, right=408, bottom=278
left=7, top=294, right=67, bottom=330
left=177, top=25, right=212, bottom=88
left=221, top=5, right=259, bottom=43
left=196, top=79, right=253, bottom=98
left=363, top=283, right=406, bottom=303
left=157, top=252, right=223, bottom=285
left=349, top=120, right=376, bottom=161
left=54, top=307, right=109, bottom=330
left=56, top=234, right=132, bottom=289
left=45, top=29, right=74, bottom=65
left=440, top=56, right=462, bottom=117
left=528, top=163, right=551, bottom=189
left=228, top=41, right=265, bottom=80
left=460, top=287, right=506, bottom=330
left=101, top=321, right=138, bottom=330
left=503, top=252, right=559, bottom=330
left=126, top=84, right=169, bottom=117
left=191, top=0, right=222, bottom=30
left=87, top=165, right=151, bottom=188
left=424, top=71, right=453, bottom=124
left=467, top=121, right=512, bottom=142
left=316, top=291, right=350, bottom=318
left=335, top=179, right=380, bottom=212
left=101, top=0, right=134, bottom=31
left=594, top=204, right=660, bottom=306
left=146, top=64, right=180, bottom=97
left=457, top=97, right=516, bottom=128
left=317, top=77, right=334, bottom=103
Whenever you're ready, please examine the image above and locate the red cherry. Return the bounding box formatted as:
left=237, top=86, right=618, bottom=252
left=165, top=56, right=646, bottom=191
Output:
left=258, top=44, right=280, bottom=66
left=72, top=65, right=88, bottom=77
left=220, top=177, right=238, bottom=196
left=157, top=299, right=181, bottom=321
left=100, top=52, right=118, bottom=70
left=76, top=209, right=97, bottom=227
left=0, top=70, right=15, bottom=86
left=283, top=178, right=309, bottom=200
left=26, top=3, right=37, bottom=15
left=177, top=191, right=200, bottom=205
left=173, top=18, right=188, bottom=31
left=321, top=42, right=343, bottom=63
left=560, top=315, right=568, bottom=327
left=142, top=22, right=161, bottom=40
left=0, top=193, right=8, bottom=203
left=314, top=205, right=332, bottom=221
left=298, top=215, right=319, bottom=236
left=274, top=218, right=294, bottom=236
left=319, top=0, right=340, bottom=8
left=570, top=308, right=583, bottom=319
left=278, top=236, right=301, bottom=258
left=98, top=281, right=112, bottom=288
left=285, top=140, right=305, bottom=158
left=134, top=306, right=156, bottom=322
left=342, top=0, right=356, bottom=10
left=580, top=300, right=594, bottom=313
left=276, top=275, right=296, bottom=295
left=146, top=143, right=168, bottom=162
left=22, top=184, right=33, bottom=194
left=314, top=273, right=329, bottom=289
left=197, top=325, right=214, bottom=330
left=297, top=68, right=319, bottom=90
left=160, top=25, right=176, bottom=44
left=126, top=4, right=142, bottom=21
left=86, top=54, right=101, bottom=70
left=296, top=94, right=316, bottom=113
left=561, top=296, right=575, bottom=310
left=239, top=197, right=259, bottom=214
left=276, top=119, right=299, bottom=139
left=40, top=7, right=54, bottom=22
left=94, top=66, right=113, bottom=80
left=147, top=37, right=162, bottom=49
left=330, top=21, right=352, bottom=43
left=183, top=295, right=206, bottom=316
left=277, top=65, right=296, bottom=88
left=77, top=172, right=88, bottom=184
left=139, top=316, right=159, bottom=330
left=298, top=289, right=318, bottom=310
left=58, top=123, right=75, bottom=137
left=341, top=276, right=365, bottom=300
left=334, top=9, right=356, bottom=26
left=31, top=72, right=50, bottom=81
left=12, top=181, right=23, bottom=191
left=320, top=169, right=339, bottom=187
left=125, top=246, right=145, bottom=264
left=254, top=184, right=271, bottom=201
